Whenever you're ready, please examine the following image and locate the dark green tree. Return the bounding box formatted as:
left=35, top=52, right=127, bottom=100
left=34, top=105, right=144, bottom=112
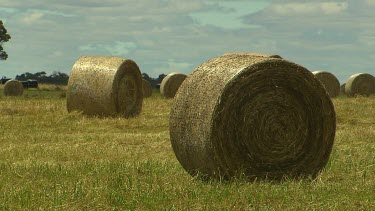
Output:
left=15, top=71, right=69, bottom=85
left=142, top=73, right=151, bottom=81
left=0, top=20, right=11, bottom=60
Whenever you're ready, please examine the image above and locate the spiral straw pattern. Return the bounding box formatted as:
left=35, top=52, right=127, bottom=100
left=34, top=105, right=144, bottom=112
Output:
left=170, top=53, right=336, bottom=181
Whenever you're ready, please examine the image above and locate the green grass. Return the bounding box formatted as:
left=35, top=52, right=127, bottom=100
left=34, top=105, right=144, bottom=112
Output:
left=0, top=87, right=374, bottom=210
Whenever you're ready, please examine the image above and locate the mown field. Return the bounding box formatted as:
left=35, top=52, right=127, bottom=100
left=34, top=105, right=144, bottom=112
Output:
left=0, top=84, right=374, bottom=210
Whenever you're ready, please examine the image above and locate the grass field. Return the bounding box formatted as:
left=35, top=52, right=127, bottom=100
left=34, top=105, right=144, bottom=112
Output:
left=0, top=85, right=374, bottom=210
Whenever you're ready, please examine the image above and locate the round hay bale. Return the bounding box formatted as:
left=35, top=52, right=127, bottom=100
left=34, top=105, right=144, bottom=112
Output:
left=345, top=73, right=375, bottom=97
left=340, top=83, right=346, bottom=96
left=3, top=80, right=24, bottom=96
left=67, top=56, right=143, bottom=117
left=142, top=79, right=153, bottom=98
left=170, top=53, right=336, bottom=181
left=160, top=72, right=186, bottom=98
left=312, top=71, right=340, bottom=98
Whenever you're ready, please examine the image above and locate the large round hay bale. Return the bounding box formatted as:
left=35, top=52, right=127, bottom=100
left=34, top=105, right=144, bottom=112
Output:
left=67, top=56, right=143, bottom=117
left=160, top=72, right=186, bottom=98
left=3, top=80, right=24, bottom=96
left=170, top=53, right=336, bottom=181
left=142, top=79, right=152, bottom=98
left=312, top=71, right=340, bottom=98
left=345, top=73, right=375, bottom=97
left=340, top=83, right=346, bottom=96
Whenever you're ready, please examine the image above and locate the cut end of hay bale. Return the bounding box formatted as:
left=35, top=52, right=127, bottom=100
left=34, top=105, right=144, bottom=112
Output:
left=142, top=79, right=153, bottom=98
left=160, top=72, right=187, bottom=98
left=170, top=53, right=336, bottom=181
left=345, top=73, right=375, bottom=97
left=312, top=70, right=340, bottom=98
left=3, top=80, right=24, bottom=96
left=67, top=56, right=143, bottom=117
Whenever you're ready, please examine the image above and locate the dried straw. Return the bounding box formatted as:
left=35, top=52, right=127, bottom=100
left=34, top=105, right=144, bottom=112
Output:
left=67, top=56, right=143, bottom=117
left=170, top=53, right=336, bottom=181
left=160, top=72, right=186, bottom=98
left=312, top=71, right=340, bottom=98
left=142, top=79, right=152, bottom=98
left=345, top=73, right=375, bottom=97
left=3, top=80, right=24, bottom=96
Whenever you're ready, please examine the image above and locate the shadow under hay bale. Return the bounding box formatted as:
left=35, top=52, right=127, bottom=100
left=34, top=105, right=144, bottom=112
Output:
left=3, top=80, right=24, bottom=96
left=345, top=73, right=375, bottom=97
left=142, top=79, right=152, bottom=98
left=66, top=56, right=143, bottom=118
left=170, top=53, right=336, bottom=181
left=312, top=71, right=340, bottom=98
left=160, top=72, right=187, bottom=98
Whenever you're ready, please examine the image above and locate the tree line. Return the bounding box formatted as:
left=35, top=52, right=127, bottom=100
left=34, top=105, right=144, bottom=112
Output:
left=2, top=71, right=166, bottom=87
left=13, top=71, right=69, bottom=85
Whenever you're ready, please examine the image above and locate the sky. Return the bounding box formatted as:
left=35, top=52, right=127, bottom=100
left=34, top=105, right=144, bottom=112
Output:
left=0, top=0, right=375, bottom=83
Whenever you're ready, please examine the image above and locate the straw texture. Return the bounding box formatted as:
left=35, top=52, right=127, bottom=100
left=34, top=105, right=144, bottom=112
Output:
left=67, top=56, right=143, bottom=117
left=160, top=72, right=186, bottom=98
left=345, top=73, right=375, bottom=97
left=170, top=53, right=336, bottom=181
left=3, top=80, right=24, bottom=96
left=312, top=71, right=340, bottom=98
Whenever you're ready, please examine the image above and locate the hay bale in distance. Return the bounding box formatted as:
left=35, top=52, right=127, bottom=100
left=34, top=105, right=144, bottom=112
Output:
left=345, top=73, right=375, bottom=97
left=160, top=72, right=186, bottom=98
left=312, top=71, right=340, bottom=98
left=340, top=83, right=346, bottom=96
left=142, top=79, right=152, bottom=98
left=170, top=53, right=336, bottom=181
left=67, top=56, right=143, bottom=117
left=3, top=80, right=24, bottom=96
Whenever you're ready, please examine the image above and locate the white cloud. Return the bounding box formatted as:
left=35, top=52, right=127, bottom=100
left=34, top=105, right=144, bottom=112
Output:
left=48, top=51, right=64, bottom=58
left=269, top=2, right=348, bottom=16
left=79, top=41, right=138, bottom=57
left=151, top=59, right=194, bottom=77
left=365, top=0, right=375, bottom=5
left=29, top=9, right=76, bottom=17
left=0, top=7, right=19, bottom=13
left=1, top=0, right=374, bottom=82
left=166, top=59, right=193, bottom=72
left=189, top=1, right=268, bottom=29
left=22, top=12, right=44, bottom=24
left=321, top=2, right=348, bottom=14
left=161, top=1, right=203, bottom=12
left=105, top=41, right=137, bottom=56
